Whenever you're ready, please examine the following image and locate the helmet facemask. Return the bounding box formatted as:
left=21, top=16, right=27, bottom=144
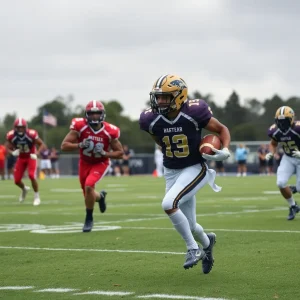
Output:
left=275, top=117, right=292, bottom=133
left=150, top=91, right=182, bottom=115
left=86, top=110, right=106, bottom=128
left=15, top=126, right=26, bottom=136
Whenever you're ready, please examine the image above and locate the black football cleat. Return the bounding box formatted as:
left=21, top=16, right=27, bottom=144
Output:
left=183, top=246, right=206, bottom=269
left=202, top=233, right=216, bottom=274
left=289, top=185, right=298, bottom=194
left=98, top=190, right=107, bottom=213
left=287, top=203, right=300, bottom=221
left=82, top=219, right=94, bottom=232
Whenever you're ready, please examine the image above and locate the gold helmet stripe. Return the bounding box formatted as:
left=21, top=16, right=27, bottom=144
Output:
left=155, top=74, right=168, bottom=88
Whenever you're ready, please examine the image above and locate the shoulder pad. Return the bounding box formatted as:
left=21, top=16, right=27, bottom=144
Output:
left=6, top=130, right=14, bottom=140
left=70, top=118, right=86, bottom=131
left=27, top=129, right=38, bottom=139
left=139, top=109, right=157, bottom=132
left=103, top=122, right=120, bottom=139
left=184, top=99, right=213, bottom=128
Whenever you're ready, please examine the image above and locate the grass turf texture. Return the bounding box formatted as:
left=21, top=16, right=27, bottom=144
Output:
left=0, top=175, right=299, bottom=300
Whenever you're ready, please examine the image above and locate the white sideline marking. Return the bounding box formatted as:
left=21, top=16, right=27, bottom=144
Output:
left=263, top=191, right=280, bottom=194
left=138, top=294, right=228, bottom=300
left=0, top=195, right=15, bottom=198
left=32, top=225, right=121, bottom=234
left=138, top=195, right=159, bottom=199
left=35, top=288, right=78, bottom=293
left=74, top=291, right=134, bottom=296
left=0, top=246, right=185, bottom=255
left=121, top=227, right=300, bottom=234
left=0, top=286, right=34, bottom=290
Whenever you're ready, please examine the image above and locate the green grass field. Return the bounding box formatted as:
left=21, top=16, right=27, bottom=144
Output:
left=0, top=175, right=300, bottom=300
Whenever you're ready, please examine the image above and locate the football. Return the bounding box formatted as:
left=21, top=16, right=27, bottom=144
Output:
left=199, top=134, right=222, bottom=155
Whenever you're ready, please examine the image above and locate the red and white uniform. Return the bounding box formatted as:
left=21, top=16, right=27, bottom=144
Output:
left=70, top=118, right=120, bottom=189
left=6, top=129, right=38, bottom=183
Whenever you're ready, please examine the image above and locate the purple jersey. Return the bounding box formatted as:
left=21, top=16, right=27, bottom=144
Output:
left=139, top=99, right=212, bottom=169
left=257, top=147, right=268, bottom=156
left=40, top=149, right=51, bottom=159
left=267, top=121, right=300, bottom=157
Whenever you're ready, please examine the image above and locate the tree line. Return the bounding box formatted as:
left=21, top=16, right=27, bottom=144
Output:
left=1, top=91, right=299, bottom=153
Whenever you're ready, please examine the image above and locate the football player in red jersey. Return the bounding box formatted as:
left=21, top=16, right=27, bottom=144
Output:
left=5, top=118, right=46, bottom=206
left=61, top=100, right=124, bottom=232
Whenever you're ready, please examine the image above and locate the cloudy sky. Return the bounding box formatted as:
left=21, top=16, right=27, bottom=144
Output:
left=1, top=0, right=300, bottom=122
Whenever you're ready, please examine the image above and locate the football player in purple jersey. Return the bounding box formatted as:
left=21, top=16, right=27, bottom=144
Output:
left=139, top=74, right=231, bottom=274
left=266, top=106, right=300, bottom=220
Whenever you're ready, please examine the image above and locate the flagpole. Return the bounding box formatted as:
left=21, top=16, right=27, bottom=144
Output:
left=42, top=109, right=47, bottom=145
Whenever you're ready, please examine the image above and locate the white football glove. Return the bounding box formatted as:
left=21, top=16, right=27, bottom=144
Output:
left=202, top=147, right=230, bottom=161
left=12, top=149, right=20, bottom=157
left=292, top=150, right=300, bottom=159
left=79, top=138, right=92, bottom=149
left=265, top=152, right=273, bottom=161
left=30, top=153, right=37, bottom=160
left=94, top=143, right=106, bottom=156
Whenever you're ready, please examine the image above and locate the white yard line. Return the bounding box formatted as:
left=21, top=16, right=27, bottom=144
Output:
left=0, top=286, right=228, bottom=300
left=74, top=291, right=134, bottom=296
left=0, top=286, right=34, bottom=290
left=0, top=246, right=185, bottom=255
left=0, top=206, right=287, bottom=216
left=121, top=226, right=300, bottom=234
left=35, top=288, right=79, bottom=293
left=138, top=294, right=229, bottom=300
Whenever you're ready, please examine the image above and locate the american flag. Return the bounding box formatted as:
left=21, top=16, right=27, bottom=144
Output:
left=43, top=111, right=57, bottom=127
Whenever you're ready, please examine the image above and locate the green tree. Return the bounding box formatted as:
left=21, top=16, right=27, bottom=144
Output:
left=3, top=112, right=17, bottom=130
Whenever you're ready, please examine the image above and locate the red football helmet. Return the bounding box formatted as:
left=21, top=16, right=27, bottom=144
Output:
left=85, top=100, right=106, bottom=127
left=14, top=118, right=27, bottom=136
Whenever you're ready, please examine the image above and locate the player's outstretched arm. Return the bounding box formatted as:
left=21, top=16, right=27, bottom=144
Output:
left=201, top=117, right=231, bottom=161
left=35, top=137, right=46, bottom=156
left=266, top=139, right=278, bottom=161
left=204, top=117, right=231, bottom=149
left=61, top=130, right=80, bottom=151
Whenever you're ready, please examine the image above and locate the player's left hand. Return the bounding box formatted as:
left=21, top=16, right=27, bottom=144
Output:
left=94, top=143, right=106, bottom=156
left=292, top=150, right=300, bottom=159
left=202, top=147, right=231, bottom=161
left=30, top=153, right=37, bottom=160
left=12, top=149, right=20, bottom=157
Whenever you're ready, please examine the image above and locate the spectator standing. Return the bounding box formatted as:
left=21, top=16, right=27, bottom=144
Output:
left=257, top=144, right=268, bottom=175
left=121, top=145, right=132, bottom=176
left=40, top=147, right=51, bottom=177
left=50, top=146, right=60, bottom=178
left=235, top=144, right=249, bottom=177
